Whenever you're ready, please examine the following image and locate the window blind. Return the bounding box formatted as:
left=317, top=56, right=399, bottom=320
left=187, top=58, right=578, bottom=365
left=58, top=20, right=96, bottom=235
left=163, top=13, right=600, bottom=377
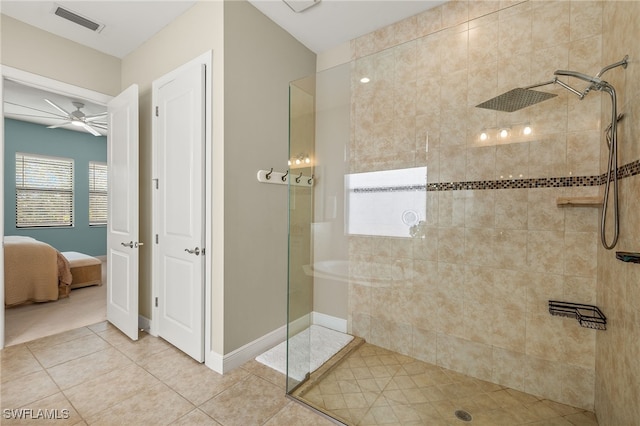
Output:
left=89, top=161, right=108, bottom=225
left=16, top=153, right=74, bottom=227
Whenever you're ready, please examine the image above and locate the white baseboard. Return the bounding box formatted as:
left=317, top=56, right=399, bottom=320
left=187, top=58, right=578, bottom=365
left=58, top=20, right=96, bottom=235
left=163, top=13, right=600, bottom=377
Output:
left=206, top=351, right=224, bottom=374
left=201, top=311, right=348, bottom=375
left=207, top=324, right=287, bottom=374
left=313, top=312, right=347, bottom=333
left=138, top=315, right=151, bottom=333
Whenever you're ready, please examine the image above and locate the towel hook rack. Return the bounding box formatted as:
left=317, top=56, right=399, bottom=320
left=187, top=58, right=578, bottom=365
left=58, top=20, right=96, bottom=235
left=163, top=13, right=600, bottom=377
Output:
left=257, top=169, right=313, bottom=187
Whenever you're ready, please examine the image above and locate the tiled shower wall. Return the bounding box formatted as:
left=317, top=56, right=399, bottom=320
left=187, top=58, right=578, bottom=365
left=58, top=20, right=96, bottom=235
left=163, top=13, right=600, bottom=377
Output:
left=596, top=2, right=640, bottom=425
left=344, top=0, right=636, bottom=412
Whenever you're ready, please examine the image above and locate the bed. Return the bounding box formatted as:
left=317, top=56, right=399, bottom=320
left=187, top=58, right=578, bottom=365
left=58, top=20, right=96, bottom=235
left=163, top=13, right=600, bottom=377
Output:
left=3, top=236, right=73, bottom=307
left=62, top=251, right=103, bottom=289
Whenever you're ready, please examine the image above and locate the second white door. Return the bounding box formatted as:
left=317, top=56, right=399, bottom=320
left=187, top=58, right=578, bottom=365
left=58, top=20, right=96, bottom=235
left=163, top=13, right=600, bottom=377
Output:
left=154, top=62, right=205, bottom=362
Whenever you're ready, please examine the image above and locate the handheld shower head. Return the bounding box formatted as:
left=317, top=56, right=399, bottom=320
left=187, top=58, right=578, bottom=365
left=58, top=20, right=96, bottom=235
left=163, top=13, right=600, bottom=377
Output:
left=553, top=69, right=602, bottom=85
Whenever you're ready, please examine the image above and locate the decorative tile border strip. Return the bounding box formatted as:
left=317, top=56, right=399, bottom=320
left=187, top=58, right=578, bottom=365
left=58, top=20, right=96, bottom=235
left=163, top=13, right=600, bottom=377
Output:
left=352, top=185, right=426, bottom=193
left=426, top=175, right=601, bottom=192
left=616, top=158, right=640, bottom=180
left=350, top=159, right=640, bottom=193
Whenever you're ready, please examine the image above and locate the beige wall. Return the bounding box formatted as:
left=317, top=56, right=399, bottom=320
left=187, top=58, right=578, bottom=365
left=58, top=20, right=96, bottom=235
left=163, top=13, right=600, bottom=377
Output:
left=1, top=15, right=121, bottom=96
left=222, top=0, right=315, bottom=352
left=315, top=0, right=638, bottom=412
left=595, top=2, right=640, bottom=425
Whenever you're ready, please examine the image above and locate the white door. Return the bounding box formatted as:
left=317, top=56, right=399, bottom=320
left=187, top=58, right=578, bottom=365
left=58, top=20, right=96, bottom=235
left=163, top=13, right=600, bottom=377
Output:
left=107, top=84, right=140, bottom=341
left=154, top=64, right=205, bottom=361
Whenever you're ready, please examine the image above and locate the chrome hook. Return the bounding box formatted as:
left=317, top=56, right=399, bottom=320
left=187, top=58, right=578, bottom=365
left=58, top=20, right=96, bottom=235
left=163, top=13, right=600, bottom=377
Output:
left=265, top=168, right=273, bottom=180
left=281, top=170, right=289, bottom=182
left=295, top=172, right=303, bottom=183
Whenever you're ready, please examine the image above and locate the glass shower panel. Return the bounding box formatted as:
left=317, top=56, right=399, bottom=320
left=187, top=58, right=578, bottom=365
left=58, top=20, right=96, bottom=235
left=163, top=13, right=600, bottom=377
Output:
left=286, top=61, right=352, bottom=415
left=286, top=75, right=315, bottom=393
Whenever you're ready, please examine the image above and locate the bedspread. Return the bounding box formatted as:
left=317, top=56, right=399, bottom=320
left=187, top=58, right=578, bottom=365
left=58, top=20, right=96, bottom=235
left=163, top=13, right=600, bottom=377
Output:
left=4, top=236, right=72, bottom=307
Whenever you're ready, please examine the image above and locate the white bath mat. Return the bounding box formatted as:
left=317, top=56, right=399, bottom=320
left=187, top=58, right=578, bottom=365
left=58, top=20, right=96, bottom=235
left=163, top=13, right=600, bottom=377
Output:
left=256, top=325, right=353, bottom=380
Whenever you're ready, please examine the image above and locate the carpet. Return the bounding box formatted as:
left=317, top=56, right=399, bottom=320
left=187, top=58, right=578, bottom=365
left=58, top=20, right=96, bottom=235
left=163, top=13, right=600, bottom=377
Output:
left=4, top=260, right=107, bottom=346
left=256, top=324, right=353, bottom=381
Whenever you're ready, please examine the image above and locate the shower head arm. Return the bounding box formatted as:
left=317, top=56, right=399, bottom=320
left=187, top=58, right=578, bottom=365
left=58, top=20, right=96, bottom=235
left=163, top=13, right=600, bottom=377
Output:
left=596, top=55, right=629, bottom=78
left=553, top=78, right=585, bottom=99
left=554, top=56, right=629, bottom=97
left=523, top=79, right=557, bottom=90
left=525, top=77, right=585, bottom=99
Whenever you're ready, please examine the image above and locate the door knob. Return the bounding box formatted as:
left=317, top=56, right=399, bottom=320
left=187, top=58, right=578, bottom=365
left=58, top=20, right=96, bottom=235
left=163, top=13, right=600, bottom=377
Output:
left=185, top=247, right=200, bottom=256
left=121, top=241, right=134, bottom=248
left=135, top=242, right=144, bottom=248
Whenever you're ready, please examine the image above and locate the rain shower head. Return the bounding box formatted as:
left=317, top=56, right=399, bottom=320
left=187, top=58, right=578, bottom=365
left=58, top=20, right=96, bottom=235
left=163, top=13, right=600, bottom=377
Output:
left=475, top=87, right=557, bottom=113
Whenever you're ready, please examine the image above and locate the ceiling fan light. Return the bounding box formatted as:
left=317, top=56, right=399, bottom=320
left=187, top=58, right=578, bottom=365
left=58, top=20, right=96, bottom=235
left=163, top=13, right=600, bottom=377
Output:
left=71, top=120, right=84, bottom=127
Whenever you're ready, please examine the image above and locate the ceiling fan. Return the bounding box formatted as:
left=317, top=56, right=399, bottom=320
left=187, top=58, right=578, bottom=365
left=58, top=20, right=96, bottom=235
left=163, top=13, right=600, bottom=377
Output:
left=43, top=99, right=107, bottom=136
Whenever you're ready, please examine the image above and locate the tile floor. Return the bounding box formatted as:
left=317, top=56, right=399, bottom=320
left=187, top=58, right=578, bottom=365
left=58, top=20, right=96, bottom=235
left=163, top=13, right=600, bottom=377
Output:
left=1, top=321, right=335, bottom=425
left=0, top=322, right=599, bottom=425
left=295, top=343, right=600, bottom=426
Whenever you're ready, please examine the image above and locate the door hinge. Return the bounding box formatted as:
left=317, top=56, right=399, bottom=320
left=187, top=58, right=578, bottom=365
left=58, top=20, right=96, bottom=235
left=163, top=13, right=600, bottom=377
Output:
left=155, top=106, right=159, bottom=117
left=153, top=179, right=158, bottom=189
left=155, top=234, right=159, bottom=244
left=155, top=297, right=158, bottom=307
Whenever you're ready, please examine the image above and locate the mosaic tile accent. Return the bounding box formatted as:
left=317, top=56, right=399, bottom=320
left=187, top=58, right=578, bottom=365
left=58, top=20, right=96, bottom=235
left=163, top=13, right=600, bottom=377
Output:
left=426, top=175, right=602, bottom=192
left=350, top=159, right=640, bottom=193
left=352, top=185, right=426, bottom=193
left=614, top=158, right=640, bottom=180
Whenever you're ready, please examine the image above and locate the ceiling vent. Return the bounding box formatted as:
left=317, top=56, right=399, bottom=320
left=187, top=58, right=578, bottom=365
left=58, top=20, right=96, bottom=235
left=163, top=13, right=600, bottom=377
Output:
left=53, top=5, right=104, bottom=32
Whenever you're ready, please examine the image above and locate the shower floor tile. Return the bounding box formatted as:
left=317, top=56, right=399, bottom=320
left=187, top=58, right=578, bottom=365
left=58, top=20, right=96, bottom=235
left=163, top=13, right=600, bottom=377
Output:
left=293, top=343, right=598, bottom=426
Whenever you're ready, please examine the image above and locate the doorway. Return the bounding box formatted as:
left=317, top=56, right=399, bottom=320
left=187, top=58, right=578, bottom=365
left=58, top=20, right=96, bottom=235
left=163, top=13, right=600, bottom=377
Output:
left=0, top=67, right=112, bottom=347
left=1, top=55, right=213, bottom=366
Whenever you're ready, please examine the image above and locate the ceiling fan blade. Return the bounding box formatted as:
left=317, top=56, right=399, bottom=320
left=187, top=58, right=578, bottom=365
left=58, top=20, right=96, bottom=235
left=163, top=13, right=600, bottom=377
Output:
left=85, top=112, right=108, bottom=121
left=47, top=121, right=73, bottom=129
left=82, top=123, right=102, bottom=136
left=89, top=123, right=108, bottom=130
left=7, top=113, right=69, bottom=120
left=4, top=101, right=69, bottom=119
left=45, top=99, right=71, bottom=116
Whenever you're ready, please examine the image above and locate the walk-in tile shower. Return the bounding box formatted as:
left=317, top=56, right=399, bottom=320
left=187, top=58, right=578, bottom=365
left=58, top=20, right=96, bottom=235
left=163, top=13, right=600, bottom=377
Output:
left=286, top=1, right=640, bottom=425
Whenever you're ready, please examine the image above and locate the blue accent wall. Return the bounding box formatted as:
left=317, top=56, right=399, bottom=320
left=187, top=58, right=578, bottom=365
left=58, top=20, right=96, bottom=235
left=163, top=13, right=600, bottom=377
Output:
left=4, top=118, right=107, bottom=256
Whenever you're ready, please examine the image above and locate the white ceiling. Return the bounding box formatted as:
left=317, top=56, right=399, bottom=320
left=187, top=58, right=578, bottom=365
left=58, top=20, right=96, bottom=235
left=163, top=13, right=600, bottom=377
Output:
left=2, top=0, right=447, bottom=58
left=2, top=0, right=446, bottom=134
left=248, top=0, right=447, bottom=54
left=0, top=1, right=198, bottom=59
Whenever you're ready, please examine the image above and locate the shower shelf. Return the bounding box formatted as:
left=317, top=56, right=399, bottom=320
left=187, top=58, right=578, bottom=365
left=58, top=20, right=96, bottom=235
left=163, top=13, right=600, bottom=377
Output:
left=616, top=252, right=640, bottom=264
left=556, top=196, right=603, bottom=207
left=549, top=300, right=607, bottom=330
